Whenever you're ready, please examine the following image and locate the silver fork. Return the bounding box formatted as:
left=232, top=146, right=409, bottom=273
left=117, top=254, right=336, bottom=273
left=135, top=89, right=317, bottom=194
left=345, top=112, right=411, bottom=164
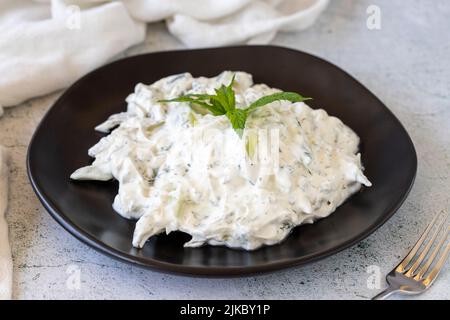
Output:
left=373, top=210, right=449, bottom=300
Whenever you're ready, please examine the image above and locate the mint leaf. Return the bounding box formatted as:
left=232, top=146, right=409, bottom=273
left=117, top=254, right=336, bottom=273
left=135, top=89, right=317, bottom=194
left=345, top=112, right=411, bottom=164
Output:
left=159, top=96, right=225, bottom=116
left=213, top=75, right=236, bottom=112
left=214, top=86, right=232, bottom=112
left=226, top=75, right=236, bottom=110
left=246, top=92, right=311, bottom=113
left=226, top=109, right=248, bottom=137
left=159, top=75, right=312, bottom=138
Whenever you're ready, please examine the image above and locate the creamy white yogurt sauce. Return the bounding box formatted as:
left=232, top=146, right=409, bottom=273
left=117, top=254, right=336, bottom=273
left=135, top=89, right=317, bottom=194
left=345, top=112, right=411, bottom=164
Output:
left=71, top=71, right=371, bottom=250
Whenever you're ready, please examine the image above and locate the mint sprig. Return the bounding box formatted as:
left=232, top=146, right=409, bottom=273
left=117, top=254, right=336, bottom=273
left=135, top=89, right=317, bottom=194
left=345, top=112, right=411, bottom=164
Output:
left=159, top=76, right=311, bottom=137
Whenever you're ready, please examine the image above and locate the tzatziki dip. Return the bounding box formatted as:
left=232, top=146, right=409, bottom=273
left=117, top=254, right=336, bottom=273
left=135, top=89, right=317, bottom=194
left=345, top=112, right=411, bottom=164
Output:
left=71, top=71, right=371, bottom=250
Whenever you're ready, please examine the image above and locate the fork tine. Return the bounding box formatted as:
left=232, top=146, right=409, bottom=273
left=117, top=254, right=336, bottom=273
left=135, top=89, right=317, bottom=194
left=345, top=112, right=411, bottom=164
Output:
left=396, top=211, right=443, bottom=273
left=422, top=242, right=450, bottom=287
left=405, top=215, right=448, bottom=277
left=414, top=227, right=450, bottom=280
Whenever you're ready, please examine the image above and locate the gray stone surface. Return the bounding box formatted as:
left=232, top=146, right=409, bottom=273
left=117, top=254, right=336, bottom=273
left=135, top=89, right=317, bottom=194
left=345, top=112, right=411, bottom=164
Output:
left=0, top=0, right=449, bottom=299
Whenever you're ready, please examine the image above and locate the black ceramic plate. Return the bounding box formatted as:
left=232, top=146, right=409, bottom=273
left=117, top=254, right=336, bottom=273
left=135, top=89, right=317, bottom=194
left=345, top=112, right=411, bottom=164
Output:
left=27, top=46, right=417, bottom=276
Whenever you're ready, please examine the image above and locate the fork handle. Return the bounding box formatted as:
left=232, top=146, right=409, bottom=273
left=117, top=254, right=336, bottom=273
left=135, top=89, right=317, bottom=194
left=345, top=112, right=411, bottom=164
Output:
left=372, top=286, right=400, bottom=300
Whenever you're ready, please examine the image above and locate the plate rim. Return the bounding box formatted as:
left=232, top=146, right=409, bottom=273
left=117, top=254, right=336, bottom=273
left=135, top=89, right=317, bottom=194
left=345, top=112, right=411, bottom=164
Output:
left=26, top=45, right=418, bottom=276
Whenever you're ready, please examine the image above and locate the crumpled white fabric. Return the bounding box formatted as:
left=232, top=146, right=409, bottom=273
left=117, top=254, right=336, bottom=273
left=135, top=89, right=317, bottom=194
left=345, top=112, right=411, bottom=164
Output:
left=0, top=0, right=328, bottom=110
left=0, top=147, right=11, bottom=300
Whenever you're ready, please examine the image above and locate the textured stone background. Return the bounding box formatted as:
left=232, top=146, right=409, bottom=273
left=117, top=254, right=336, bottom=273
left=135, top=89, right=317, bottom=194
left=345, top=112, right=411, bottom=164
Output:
left=0, top=0, right=448, bottom=299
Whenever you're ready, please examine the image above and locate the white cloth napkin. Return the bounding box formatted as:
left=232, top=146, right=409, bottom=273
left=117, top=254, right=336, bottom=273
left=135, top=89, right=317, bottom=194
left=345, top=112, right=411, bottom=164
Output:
left=0, top=147, right=12, bottom=300
left=0, top=0, right=328, bottom=110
